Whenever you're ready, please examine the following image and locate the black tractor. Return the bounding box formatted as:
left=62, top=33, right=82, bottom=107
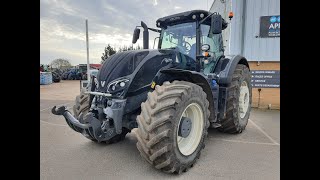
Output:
left=52, top=10, right=251, bottom=174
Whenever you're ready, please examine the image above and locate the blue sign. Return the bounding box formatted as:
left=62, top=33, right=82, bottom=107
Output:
left=270, top=16, right=277, bottom=23
left=260, top=15, right=280, bottom=38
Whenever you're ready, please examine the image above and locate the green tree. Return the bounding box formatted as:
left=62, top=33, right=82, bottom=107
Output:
left=50, top=58, right=72, bottom=69
left=119, top=44, right=141, bottom=52
left=101, top=44, right=117, bottom=63
left=122, top=45, right=128, bottom=51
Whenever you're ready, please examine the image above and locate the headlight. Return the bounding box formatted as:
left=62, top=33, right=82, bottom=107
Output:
left=107, top=78, right=130, bottom=93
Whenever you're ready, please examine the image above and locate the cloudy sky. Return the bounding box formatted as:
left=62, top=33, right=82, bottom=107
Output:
left=40, top=0, right=215, bottom=65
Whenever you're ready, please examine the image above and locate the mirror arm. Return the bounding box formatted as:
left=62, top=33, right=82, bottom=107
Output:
left=198, top=12, right=218, bottom=27
left=148, top=27, right=161, bottom=33
left=199, top=15, right=211, bottom=25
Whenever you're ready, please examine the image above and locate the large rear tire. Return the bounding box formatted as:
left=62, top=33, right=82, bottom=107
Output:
left=218, top=64, right=252, bottom=133
left=73, top=89, right=128, bottom=143
left=135, top=81, right=210, bottom=174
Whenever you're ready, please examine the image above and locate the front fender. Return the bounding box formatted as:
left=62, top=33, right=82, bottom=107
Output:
left=159, top=69, right=211, bottom=86
left=159, top=69, right=216, bottom=122
left=214, top=55, right=250, bottom=85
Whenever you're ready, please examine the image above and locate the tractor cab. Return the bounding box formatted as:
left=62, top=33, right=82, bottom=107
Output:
left=133, top=10, right=228, bottom=74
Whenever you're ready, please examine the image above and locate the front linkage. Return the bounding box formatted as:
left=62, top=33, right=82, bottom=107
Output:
left=51, top=95, right=126, bottom=142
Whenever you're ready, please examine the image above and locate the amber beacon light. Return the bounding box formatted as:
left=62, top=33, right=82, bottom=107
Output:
left=228, top=11, right=234, bottom=20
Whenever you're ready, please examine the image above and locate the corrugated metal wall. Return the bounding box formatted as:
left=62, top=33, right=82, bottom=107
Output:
left=209, top=0, right=231, bottom=54
left=210, top=0, right=280, bottom=61
left=229, top=0, right=244, bottom=56
left=243, top=0, right=280, bottom=61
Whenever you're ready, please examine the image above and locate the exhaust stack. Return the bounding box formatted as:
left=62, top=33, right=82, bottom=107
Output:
left=141, top=21, right=149, bottom=49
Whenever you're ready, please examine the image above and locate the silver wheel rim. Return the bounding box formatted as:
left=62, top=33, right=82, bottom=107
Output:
left=177, top=103, right=204, bottom=156
left=239, top=81, right=250, bottom=118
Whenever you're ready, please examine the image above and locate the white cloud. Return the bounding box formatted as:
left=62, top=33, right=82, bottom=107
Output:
left=40, top=0, right=211, bottom=65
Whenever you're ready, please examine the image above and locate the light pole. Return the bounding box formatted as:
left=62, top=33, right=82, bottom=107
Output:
left=85, top=19, right=90, bottom=83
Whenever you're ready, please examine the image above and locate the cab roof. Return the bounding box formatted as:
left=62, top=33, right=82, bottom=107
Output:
left=156, top=10, right=211, bottom=28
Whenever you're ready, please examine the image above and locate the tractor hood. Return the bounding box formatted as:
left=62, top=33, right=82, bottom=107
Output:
left=97, top=49, right=150, bottom=85
left=96, top=49, right=196, bottom=95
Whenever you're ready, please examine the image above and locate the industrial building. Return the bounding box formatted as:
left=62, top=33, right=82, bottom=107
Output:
left=210, top=0, right=280, bottom=109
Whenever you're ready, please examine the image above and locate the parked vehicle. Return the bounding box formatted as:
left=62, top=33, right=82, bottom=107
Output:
left=52, top=10, right=251, bottom=174
left=64, top=68, right=82, bottom=80
left=51, top=69, right=63, bottom=83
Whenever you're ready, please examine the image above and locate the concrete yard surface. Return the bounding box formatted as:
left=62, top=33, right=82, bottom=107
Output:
left=40, top=80, right=280, bottom=180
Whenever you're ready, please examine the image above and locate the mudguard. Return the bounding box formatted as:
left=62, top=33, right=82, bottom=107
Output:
left=214, top=55, right=250, bottom=85
left=160, top=69, right=211, bottom=89
left=159, top=69, right=216, bottom=122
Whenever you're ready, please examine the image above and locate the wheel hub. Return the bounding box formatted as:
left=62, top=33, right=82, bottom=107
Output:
left=178, top=117, right=192, bottom=138
left=177, top=103, right=204, bottom=156
left=239, top=81, right=250, bottom=118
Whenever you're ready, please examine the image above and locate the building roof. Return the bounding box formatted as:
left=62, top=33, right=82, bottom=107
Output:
left=90, top=64, right=102, bottom=69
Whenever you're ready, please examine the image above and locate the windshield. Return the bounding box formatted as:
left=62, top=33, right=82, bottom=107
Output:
left=160, top=22, right=196, bottom=59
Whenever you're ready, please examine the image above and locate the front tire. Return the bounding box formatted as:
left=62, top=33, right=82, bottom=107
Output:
left=135, top=81, right=210, bottom=173
left=218, top=64, right=252, bottom=133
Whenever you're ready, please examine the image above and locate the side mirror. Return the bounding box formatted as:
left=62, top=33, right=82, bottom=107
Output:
left=210, top=13, right=222, bottom=34
left=132, top=28, right=140, bottom=44
left=201, top=44, right=210, bottom=51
